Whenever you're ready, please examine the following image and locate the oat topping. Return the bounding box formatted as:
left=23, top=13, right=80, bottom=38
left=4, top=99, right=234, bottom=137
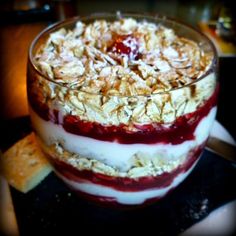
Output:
left=30, top=17, right=216, bottom=126
left=35, top=18, right=213, bottom=95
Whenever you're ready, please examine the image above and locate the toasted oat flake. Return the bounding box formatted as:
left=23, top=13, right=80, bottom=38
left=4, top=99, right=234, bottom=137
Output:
left=35, top=18, right=213, bottom=96
left=32, top=17, right=216, bottom=125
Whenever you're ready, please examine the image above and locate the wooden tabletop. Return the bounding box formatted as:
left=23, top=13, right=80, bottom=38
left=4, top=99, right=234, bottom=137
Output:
left=0, top=22, right=48, bottom=120
left=0, top=0, right=77, bottom=120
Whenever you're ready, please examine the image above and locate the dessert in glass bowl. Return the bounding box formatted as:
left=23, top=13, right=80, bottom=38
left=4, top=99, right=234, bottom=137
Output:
left=27, top=13, right=218, bottom=206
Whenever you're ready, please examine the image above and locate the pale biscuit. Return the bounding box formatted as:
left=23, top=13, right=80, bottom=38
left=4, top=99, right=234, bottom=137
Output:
left=0, top=133, right=52, bottom=193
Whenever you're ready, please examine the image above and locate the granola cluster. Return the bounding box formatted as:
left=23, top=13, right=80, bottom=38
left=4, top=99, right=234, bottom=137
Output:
left=30, top=18, right=216, bottom=126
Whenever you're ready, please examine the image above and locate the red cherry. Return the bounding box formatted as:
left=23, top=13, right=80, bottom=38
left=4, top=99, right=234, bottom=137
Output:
left=109, top=34, right=139, bottom=59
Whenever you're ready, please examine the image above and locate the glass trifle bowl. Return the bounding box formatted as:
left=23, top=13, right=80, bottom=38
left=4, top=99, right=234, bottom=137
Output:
left=27, top=13, right=218, bottom=207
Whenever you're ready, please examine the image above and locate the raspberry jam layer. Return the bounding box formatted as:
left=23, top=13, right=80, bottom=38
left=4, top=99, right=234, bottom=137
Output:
left=46, top=143, right=203, bottom=205
left=28, top=85, right=218, bottom=145
left=46, top=143, right=203, bottom=192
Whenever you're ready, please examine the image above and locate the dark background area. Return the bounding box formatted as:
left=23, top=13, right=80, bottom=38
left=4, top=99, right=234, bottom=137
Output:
left=0, top=0, right=232, bottom=25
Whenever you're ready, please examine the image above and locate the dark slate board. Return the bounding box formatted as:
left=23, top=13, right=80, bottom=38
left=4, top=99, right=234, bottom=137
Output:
left=1, top=116, right=236, bottom=236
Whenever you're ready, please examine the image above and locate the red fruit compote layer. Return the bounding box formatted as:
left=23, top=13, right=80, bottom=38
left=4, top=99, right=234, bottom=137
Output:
left=27, top=15, right=218, bottom=206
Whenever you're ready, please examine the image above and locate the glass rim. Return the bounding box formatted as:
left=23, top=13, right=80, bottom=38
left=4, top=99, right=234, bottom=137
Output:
left=28, top=12, right=218, bottom=97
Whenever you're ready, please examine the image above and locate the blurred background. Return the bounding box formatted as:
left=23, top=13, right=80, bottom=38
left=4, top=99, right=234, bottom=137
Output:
left=0, top=0, right=235, bottom=27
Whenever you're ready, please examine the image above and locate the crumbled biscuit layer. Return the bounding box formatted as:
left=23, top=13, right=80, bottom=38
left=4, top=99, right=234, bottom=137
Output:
left=43, top=142, right=185, bottom=178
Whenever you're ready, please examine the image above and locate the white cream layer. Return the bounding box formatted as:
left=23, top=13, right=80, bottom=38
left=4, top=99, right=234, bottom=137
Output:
left=56, top=159, right=198, bottom=205
left=30, top=106, right=216, bottom=172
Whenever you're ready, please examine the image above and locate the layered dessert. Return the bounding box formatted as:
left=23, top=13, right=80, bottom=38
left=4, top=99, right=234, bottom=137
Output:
left=27, top=15, right=218, bottom=206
